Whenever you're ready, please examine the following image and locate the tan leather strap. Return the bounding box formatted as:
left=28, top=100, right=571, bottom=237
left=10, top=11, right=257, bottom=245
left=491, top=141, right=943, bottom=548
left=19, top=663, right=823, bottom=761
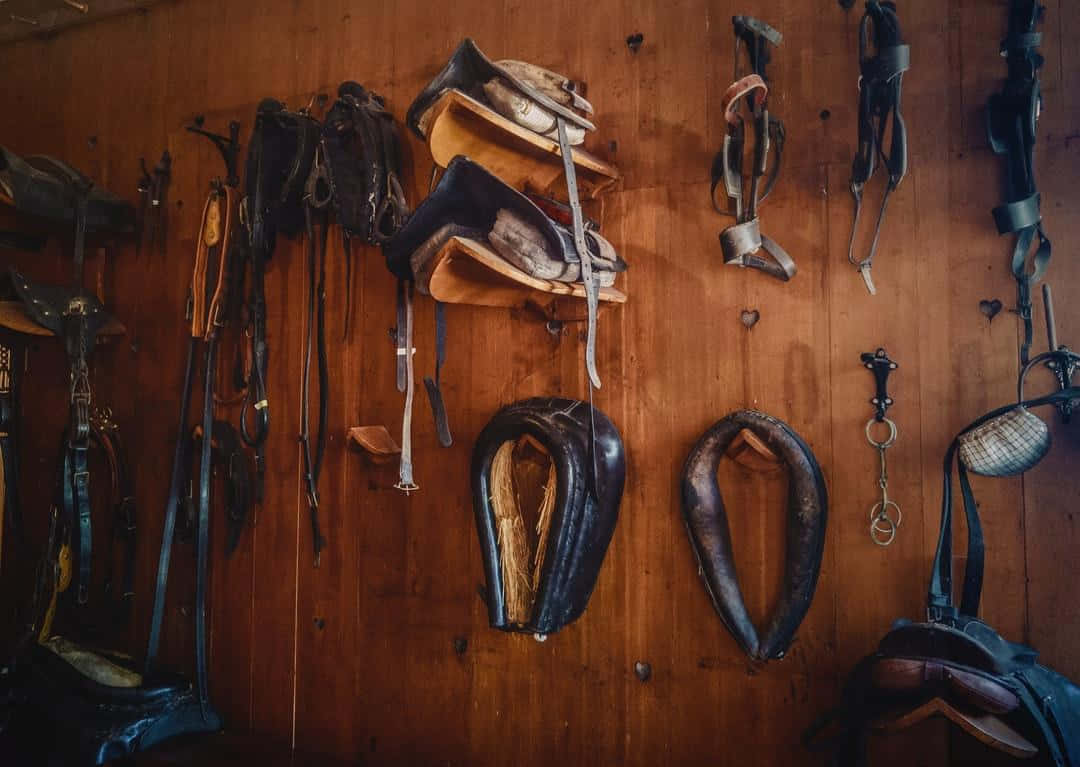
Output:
left=722, top=74, right=767, bottom=125
left=191, top=185, right=237, bottom=340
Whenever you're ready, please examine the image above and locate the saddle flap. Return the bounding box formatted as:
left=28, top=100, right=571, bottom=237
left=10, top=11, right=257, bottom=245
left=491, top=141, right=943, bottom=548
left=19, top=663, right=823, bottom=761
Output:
left=9, top=268, right=110, bottom=351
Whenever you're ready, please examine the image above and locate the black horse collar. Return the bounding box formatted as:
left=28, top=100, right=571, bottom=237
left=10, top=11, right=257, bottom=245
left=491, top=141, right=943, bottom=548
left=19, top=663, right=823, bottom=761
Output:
left=471, top=398, right=625, bottom=636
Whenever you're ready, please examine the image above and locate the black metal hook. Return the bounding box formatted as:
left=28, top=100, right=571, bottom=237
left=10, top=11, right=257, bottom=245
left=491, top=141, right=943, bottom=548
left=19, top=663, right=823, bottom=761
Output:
left=861, top=347, right=898, bottom=421
left=186, top=115, right=241, bottom=188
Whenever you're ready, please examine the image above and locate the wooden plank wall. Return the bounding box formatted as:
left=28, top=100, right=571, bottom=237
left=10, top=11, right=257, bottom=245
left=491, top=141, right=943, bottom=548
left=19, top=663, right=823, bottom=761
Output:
left=1, top=0, right=1078, bottom=764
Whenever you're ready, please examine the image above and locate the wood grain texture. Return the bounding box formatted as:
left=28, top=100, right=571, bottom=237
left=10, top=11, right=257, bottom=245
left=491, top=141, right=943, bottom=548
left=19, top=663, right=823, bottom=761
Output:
left=1, top=0, right=1079, bottom=764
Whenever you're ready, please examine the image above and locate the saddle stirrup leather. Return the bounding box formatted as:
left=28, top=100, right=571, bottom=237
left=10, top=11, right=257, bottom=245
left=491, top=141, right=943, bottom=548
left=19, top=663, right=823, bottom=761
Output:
left=987, top=0, right=1050, bottom=365
left=300, top=148, right=331, bottom=561
left=845, top=1, right=909, bottom=295
left=682, top=410, right=828, bottom=661
left=710, top=17, right=793, bottom=281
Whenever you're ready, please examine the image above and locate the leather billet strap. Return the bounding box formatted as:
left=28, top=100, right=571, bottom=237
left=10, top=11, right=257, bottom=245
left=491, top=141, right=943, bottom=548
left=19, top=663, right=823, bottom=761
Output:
left=682, top=410, right=827, bottom=661
left=928, top=386, right=1080, bottom=622
left=987, top=0, right=1048, bottom=365
left=847, top=1, right=909, bottom=296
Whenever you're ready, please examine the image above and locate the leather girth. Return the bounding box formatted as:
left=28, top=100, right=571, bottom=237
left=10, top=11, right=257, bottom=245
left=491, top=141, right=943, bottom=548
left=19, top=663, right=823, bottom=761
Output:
left=681, top=410, right=827, bottom=661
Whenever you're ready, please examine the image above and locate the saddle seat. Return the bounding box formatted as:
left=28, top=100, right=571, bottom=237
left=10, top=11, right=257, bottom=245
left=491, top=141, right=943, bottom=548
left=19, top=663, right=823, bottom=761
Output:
left=0, top=146, right=134, bottom=234
left=16, top=638, right=220, bottom=765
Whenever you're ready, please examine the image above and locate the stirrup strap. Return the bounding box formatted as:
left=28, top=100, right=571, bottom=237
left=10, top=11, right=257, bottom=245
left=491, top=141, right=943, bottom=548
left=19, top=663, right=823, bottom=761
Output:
left=423, top=301, right=453, bottom=447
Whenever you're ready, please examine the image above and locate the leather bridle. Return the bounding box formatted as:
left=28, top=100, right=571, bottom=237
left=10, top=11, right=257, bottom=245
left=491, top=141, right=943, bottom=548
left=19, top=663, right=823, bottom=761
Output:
left=710, top=16, right=793, bottom=281
left=846, top=0, right=909, bottom=295
left=987, top=0, right=1049, bottom=365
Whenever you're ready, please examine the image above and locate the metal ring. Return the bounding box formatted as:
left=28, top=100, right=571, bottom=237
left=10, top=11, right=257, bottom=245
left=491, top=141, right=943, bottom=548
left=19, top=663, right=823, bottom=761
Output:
left=870, top=500, right=902, bottom=531
left=865, top=417, right=897, bottom=449
left=870, top=514, right=897, bottom=546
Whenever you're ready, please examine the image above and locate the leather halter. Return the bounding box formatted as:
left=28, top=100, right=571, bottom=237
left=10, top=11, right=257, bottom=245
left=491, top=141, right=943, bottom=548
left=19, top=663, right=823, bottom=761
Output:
left=682, top=410, right=827, bottom=661
left=846, top=0, right=909, bottom=295
left=987, top=0, right=1049, bottom=365
left=471, top=398, right=624, bottom=636
left=710, top=17, right=793, bottom=281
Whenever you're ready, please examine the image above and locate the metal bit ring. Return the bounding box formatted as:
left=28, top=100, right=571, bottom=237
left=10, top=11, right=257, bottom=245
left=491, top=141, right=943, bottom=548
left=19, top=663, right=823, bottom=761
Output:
left=865, top=417, right=897, bottom=449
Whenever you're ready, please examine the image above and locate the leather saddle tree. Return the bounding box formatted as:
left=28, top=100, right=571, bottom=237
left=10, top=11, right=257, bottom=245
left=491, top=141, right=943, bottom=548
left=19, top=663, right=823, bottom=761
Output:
left=805, top=387, right=1080, bottom=766
left=681, top=410, right=828, bottom=662
left=471, top=398, right=624, bottom=636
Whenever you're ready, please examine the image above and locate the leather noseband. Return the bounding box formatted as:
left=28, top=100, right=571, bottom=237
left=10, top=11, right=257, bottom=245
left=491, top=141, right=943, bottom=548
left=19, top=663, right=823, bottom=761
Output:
left=681, top=410, right=827, bottom=661
left=471, top=398, right=624, bottom=636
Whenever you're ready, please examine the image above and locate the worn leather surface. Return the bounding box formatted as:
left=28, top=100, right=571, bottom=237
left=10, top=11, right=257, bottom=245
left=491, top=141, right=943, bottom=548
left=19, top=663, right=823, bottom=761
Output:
left=383, top=156, right=625, bottom=283
left=405, top=38, right=594, bottom=140
left=13, top=640, right=220, bottom=765
left=681, top=410, right=827, bottom=661
left=471, top=398, right=624, bottom=635
left=9, top=267, right=109, bottom=361
left=322, top=81, right=408, bottom=244
left=0, top=146, right=134, bottom=233
left=243, top=99, right=321, bottom=263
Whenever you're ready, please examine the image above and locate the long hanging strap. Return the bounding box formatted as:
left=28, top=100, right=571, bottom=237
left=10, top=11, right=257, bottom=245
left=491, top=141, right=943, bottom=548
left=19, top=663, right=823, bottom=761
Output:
left=300, top=195, right=329, bottom=563
left=395, top=281, right=418, bottom=492
left=557, top=117, right=601, bottom=389
left=423, top=301, right=452, bottom=447
left=145, top=336, right=197, bottom=674
left=927, top=386, right=1079, bottom=619
left=194, top=337, right=217, bottom=718
left=64, top=442, right=91, bottom=606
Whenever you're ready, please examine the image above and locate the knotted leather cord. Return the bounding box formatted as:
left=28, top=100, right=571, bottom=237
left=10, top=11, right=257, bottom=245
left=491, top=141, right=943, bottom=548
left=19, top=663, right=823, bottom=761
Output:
left=301, top=153, right=331, bottom=562
left=847, top=1, right=909, bottom=295
left=710, top=18, right=793, bottom=282
left=987, top=0, right=1049, bottom=365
